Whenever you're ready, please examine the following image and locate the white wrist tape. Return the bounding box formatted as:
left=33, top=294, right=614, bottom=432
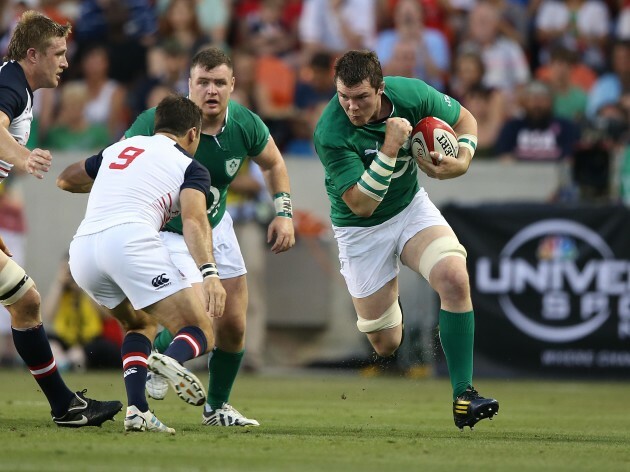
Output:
left=457, top=134, right=477, bottom=158
left=273, top=192, right=293, bottom=218
left=357, top=151, right=397, bottom=201
left=199, top=262, right=219, bottom=279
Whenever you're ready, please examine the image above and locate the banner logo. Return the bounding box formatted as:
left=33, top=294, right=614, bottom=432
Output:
left=476, top=219, right=630, bottom=343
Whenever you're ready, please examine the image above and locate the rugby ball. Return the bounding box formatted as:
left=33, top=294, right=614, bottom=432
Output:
left=411, top=117, right=459, bottom=165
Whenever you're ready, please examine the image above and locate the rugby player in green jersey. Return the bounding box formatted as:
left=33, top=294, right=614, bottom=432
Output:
left=313, top=50, right=498, bottom=431
left=125, top=47, right=295, bottom=426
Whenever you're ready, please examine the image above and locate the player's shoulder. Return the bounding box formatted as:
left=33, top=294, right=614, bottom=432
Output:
left=0, top=61, right=30, bottom=97
left=384, top=76, right=430, bottom=104
left=124, top=106, right=157, bottom=138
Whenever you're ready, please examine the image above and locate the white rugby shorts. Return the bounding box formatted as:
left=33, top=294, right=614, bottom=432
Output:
left=160, top=211, right=247, bottom=283
left=333, top=189, right=450, bottom=298
left=69, top=223, right=191, bottom=309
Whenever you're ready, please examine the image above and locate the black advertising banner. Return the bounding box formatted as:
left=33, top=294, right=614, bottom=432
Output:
left=442, top=203, right=630, bottom=378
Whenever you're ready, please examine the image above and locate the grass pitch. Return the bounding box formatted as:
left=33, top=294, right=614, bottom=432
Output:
left=0, top=369, right=628, bottom=472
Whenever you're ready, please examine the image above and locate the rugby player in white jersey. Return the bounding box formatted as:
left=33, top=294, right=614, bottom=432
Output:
left=57, top=95, right=227, bottom=433
left=0, top=11, right=122, bottom=427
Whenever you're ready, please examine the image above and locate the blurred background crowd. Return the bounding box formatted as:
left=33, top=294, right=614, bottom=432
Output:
left=0, top=0, right=627, bottom=200
left=1, top=0, right=630, bottom=370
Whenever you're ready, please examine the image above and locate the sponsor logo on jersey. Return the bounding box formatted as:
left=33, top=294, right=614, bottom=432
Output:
left=225, top=157, right=242, bottom=177
left=151, top=273, right=171, bottom=289
left=443, top=95, right=452, bottom=107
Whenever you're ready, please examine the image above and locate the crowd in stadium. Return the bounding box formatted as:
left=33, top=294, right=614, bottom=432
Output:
left=0, top=0, right=625, bottom=190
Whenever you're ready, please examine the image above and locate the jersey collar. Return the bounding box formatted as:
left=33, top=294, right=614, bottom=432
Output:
left=366, top=93, right=395, bottom=127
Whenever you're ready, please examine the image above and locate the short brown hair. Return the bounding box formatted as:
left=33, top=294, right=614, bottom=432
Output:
left=334, top=50, right=383, bottom=90
left=191, top=47, right=232, bottom=72
left=154, top=95, right=202, bottom=137
left=5, top=11, right=71, bottom=61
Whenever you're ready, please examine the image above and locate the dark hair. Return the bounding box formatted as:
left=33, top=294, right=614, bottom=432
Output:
left=154, top=95, right=202, bottom=136
left=333, top=50, right=383, bottom=90
left=191, top=46, right=232, bottom=72
left=5, top=11, right=71, bottom=61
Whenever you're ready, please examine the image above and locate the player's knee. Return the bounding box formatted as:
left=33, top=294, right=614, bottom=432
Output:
left=358, top=301, right=403, bottom=357
left=433, top=264, right=470, bottom=302
left=371, top=336, right=401, bottom=358
left=356, top=300, right=402, bottom=334
left=215, top=314, right=245, bottom=348
left=419, top=236, right=467, bottom=282
left=10, top=287, right=41, bottom=327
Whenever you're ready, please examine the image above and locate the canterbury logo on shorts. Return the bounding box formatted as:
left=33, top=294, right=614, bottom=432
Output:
left=151, top=273, right=171, bottom=289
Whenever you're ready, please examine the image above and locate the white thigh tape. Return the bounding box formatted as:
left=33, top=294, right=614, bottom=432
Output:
left=0, top=258, right=34, bottom=306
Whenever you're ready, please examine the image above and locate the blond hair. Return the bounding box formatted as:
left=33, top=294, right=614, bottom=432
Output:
left=5, top=11, right=71, bottom=61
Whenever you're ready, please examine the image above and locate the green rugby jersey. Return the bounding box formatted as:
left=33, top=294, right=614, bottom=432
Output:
left=314, top=76, right=461, bottom=227
left=124, top=100, right=270, bottom=230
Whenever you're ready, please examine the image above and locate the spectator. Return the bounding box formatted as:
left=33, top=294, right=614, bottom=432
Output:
left=485, top=0, right=529, bottom=48
left=535, top=48, right=597, bottom=93
left=535, top=0, right=610, bottom=72
left=545, top=47, right=588, bottom=122
left=231, top=48, right=259, bottom=111
left=449, top=51, right=507, bottom=155
left=75, top=0, right=156, bottom=85
left=128, top=40, right=189, bottom=118
left=574, top=103, right=628, bottom=201
left=77, top=43, right=128, bottom=140
left=617, top=0, right=630, bottom=40
left=239, top=0, right=297, bottom=58
left=298, top=0, right=376, bottom=63
left=288, top=51, right=336, bottom=155
left=459, top=0, right=530, bottom=101
left=157, top=0, right=211, bottom=55
left=42, top=82, right=111, bottom=151
left=495, top=80, right=581, bottom=163
left=496, top=81, right=582, bottom=201
left=382, top=41, right=417, bottom=78
left=586, top=40, right=630, bottom=120
left=157, top=0, right=231, bottom=47
left=375, top=0, right=450, bottom=90
left=74, top=0, right=157, bottom=46
left=42, top=258, right=124, bottom=371
left=253, top=54, right=297, bottom=150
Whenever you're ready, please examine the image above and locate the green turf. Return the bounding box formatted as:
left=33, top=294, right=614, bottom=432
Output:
left=0, top=369, right=628, bottom=472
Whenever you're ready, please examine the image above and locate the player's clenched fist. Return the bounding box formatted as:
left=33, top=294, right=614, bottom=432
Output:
left=26, top=148, right=52, bottom=179
left=383, top=117, right=412, bottom=151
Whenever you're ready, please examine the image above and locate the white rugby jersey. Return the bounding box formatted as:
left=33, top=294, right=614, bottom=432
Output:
left=0, top=61, right=33, bottom=146
left=74, top=134, right=210, bottom=236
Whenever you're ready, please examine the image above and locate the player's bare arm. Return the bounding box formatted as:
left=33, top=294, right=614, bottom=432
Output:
left=418, top=106, right=478, bottom=180
left=0, top=111, right=52, bottom=179
left=342, top=116, right=412, bottom=218
left=252, top=136, right=296, bottom=254
left=56, top=159, right=94, bottom=193
left=180, top=187, right=226, bottom=317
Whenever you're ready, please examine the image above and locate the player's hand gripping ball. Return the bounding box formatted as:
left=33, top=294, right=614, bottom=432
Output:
left=411, top=117, right=459, bottom=165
